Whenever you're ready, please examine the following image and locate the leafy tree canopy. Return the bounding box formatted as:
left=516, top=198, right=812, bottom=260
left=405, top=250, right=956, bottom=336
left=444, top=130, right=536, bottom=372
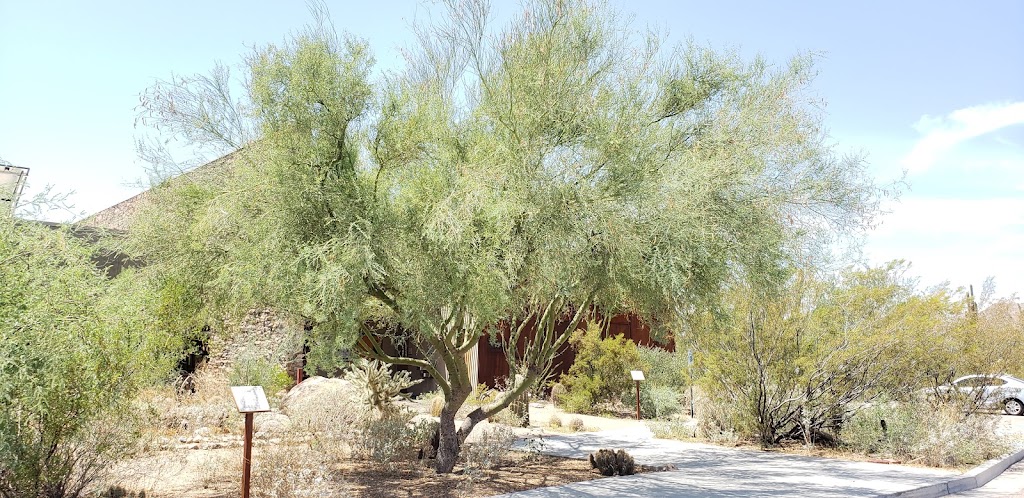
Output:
left=129, top=0, right=884, bottom=472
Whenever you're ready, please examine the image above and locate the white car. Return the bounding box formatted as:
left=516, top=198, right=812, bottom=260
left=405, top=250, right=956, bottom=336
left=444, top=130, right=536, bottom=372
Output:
left=931, top=374, right=1024, bottom=416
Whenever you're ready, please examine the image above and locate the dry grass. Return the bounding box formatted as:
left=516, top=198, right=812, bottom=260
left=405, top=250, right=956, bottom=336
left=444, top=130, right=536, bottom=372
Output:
left=136, top=368, right=239, bottom=439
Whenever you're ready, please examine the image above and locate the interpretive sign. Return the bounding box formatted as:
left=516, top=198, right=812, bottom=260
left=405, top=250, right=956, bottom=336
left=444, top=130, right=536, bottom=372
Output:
left=230, top=385, right=270, bottom=498
left=630, top=370, right=645, bottom=381
left=231, top=386, right=271, bottom=413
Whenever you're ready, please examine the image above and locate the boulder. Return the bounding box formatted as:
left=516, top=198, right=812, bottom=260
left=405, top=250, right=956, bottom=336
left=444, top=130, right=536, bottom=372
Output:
left=278, top=376, right=357, bottom=416
left=254, top=412, right=292, bottom=437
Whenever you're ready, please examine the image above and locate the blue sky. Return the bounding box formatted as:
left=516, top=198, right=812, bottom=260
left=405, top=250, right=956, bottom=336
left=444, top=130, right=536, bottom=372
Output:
left=1, top=1, right=1021, bottom=299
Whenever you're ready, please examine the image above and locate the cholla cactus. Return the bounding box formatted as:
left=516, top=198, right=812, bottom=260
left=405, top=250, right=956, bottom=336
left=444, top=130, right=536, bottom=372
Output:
left=344, top=359, right=421, bottom=414
left=589, top=448, right=636, bottom=476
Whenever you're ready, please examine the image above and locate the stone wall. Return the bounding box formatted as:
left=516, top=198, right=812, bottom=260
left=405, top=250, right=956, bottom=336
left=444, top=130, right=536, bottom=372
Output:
left=206, top=308, right=304, bottom=375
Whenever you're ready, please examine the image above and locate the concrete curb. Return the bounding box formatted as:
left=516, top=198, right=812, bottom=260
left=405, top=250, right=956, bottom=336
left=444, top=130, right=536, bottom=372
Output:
left=879, top=447, right=1024, bottom=497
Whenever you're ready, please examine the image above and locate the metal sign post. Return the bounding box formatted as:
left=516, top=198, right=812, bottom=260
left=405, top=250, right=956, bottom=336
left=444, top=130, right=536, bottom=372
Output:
left=687, top=350, right=695, bottom=417
left=630, top=370, right=645, bottom=420
left=231, top=386, right=271, bottom=498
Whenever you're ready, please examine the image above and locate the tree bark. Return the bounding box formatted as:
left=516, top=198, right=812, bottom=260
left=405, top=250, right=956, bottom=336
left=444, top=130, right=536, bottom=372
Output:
left=435, top=386, right=471, bottom=473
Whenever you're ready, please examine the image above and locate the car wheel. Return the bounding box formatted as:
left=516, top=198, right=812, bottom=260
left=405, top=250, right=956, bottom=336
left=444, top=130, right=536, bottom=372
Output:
left=1004, top=398, right=1024, bottom=416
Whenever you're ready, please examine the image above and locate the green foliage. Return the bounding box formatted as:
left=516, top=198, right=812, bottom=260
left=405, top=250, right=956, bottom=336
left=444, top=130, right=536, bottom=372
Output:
left=228, top=354, right=292, bottom=396
left=842, top=401, right=1007, bottom=467
left=0, top=220, right=160, bottom=498
left=637, top=346, right=688, bottom=390
left=638, top=384, right=682, bottom=419
left=695, top=262, right=973, bottom=447
left=131, top=0, right=884, bottom=472
left=558, top=324, right=641, bottom=414
left=634, top=346, right=688, bottom=418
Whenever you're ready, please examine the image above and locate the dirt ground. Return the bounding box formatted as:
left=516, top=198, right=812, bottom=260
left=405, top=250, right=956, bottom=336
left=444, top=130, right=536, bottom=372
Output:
left=103, top=447, right=609, bottom=498
left=99, top=396, right=651, bottom=498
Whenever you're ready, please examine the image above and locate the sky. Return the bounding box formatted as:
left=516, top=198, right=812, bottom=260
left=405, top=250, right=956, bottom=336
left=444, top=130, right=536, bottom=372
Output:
left=1, top=1, right=1022, bottom=300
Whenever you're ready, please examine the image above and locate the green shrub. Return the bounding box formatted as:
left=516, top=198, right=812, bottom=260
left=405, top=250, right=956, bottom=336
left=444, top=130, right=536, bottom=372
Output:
left=0, top=220, right=153, bottom=498
left=637, top=384, right=682, bottom=419
left=557, top=324, right=641, bottom=414
left=637, top=346, right=688, bottom=389
left=842, top=400, right=1008, bottom=467
left=647, top=418, right=693, bottom=440
left=228, top=353, right=292, bottom=396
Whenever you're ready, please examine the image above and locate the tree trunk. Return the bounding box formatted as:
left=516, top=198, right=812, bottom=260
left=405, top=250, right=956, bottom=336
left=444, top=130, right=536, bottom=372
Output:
left=435, top=386, right=471, bottom=473
left=435, top=407, right=461, bottom=473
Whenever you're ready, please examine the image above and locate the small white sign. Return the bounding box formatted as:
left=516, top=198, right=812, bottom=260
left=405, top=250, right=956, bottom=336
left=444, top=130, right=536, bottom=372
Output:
left=630, top=370, right=645, bottom=381
left=231, top=385, right=271, bottom=413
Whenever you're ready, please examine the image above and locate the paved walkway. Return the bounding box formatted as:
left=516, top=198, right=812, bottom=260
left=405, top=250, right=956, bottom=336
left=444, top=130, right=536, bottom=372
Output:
left=500, top=428, right=959, bottom=497
left=951, top=460, right=1024, bottom=497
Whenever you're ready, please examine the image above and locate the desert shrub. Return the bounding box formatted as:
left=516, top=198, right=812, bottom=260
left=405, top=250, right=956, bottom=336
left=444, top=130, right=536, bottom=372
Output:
left=637, top=384, right=682, bottom=419
left=467, top=383, right=499, bottom=407
left=250, top=443, right=350, bottom=498
left=97, top=485, right=148, bottom=498
left=352, top=410, right=436, bottom=468
left=284, top=381, right=361, bottom=458
left=488, top=404, right=528, bottom=427
left=647, top=418, right=693, bottom=440
left=548, top=414, right=563, bottom=428
left=229, top=353, right=292, bottom=396
left=842, top=400, right=1008, bottom=467
left=567, top=417, right=585, bottom=432
left=344, top=359, right=420, bottom=415
left=462, top=425, right=517, bottom=471
left=549, top=382, right=567, bottom=405
left=140, top=368, right=235, bottom=435
left=430, top=396, right=445, bottom=417
left=692, top=388, right=742, bottom=443
left=637, top=346, right=688, bottom=389
left=557, top=324, right=641, bottom=414
left=0, top=220, right=158, bottom=498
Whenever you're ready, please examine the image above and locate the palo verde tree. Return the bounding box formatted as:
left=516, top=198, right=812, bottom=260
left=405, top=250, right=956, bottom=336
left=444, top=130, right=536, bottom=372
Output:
left=130, top=0, right=881, bottom=472
left=695, top=262, right=970, bottom=447
left=0, top=216, right=171, bottom=497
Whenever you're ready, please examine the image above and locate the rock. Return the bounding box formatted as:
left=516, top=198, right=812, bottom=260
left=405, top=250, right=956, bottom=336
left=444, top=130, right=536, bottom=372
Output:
left=278, top=376, right=357, bottom=416
left=254, top=412, right=291, bottom=436
left=193, top=426, right=212, bottom=439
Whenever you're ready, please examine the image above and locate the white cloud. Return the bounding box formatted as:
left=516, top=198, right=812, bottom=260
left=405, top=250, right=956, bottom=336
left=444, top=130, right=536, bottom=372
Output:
left=873, top=197, right=1024, bottom=236
left=902, top=102, right=1024, bottom=173
left=867, top=197, right=1024, bottom=299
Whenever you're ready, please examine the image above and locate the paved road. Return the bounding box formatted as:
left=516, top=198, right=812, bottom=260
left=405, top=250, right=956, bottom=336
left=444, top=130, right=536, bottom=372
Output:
left=501, top=428, right=957, bottom=497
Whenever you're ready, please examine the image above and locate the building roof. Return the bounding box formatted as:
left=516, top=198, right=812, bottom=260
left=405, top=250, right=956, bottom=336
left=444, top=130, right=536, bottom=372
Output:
left=78, top=151, right=238, bottom=231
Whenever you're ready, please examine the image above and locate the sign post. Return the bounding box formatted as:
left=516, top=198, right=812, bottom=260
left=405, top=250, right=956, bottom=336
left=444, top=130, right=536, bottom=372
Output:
left=231, top=386, right=271, bottom=498
left=630, top=370, right=645, bottom=420
left=687, top=349, right=695, bottom=417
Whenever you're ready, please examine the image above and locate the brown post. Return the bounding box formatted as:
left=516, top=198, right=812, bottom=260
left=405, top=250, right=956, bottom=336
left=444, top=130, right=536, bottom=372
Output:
left=242, top=412, right=253, bottom=498
left=635, top=380, right=641, bottom=420
left=295, top=366, right=303, bottom=385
